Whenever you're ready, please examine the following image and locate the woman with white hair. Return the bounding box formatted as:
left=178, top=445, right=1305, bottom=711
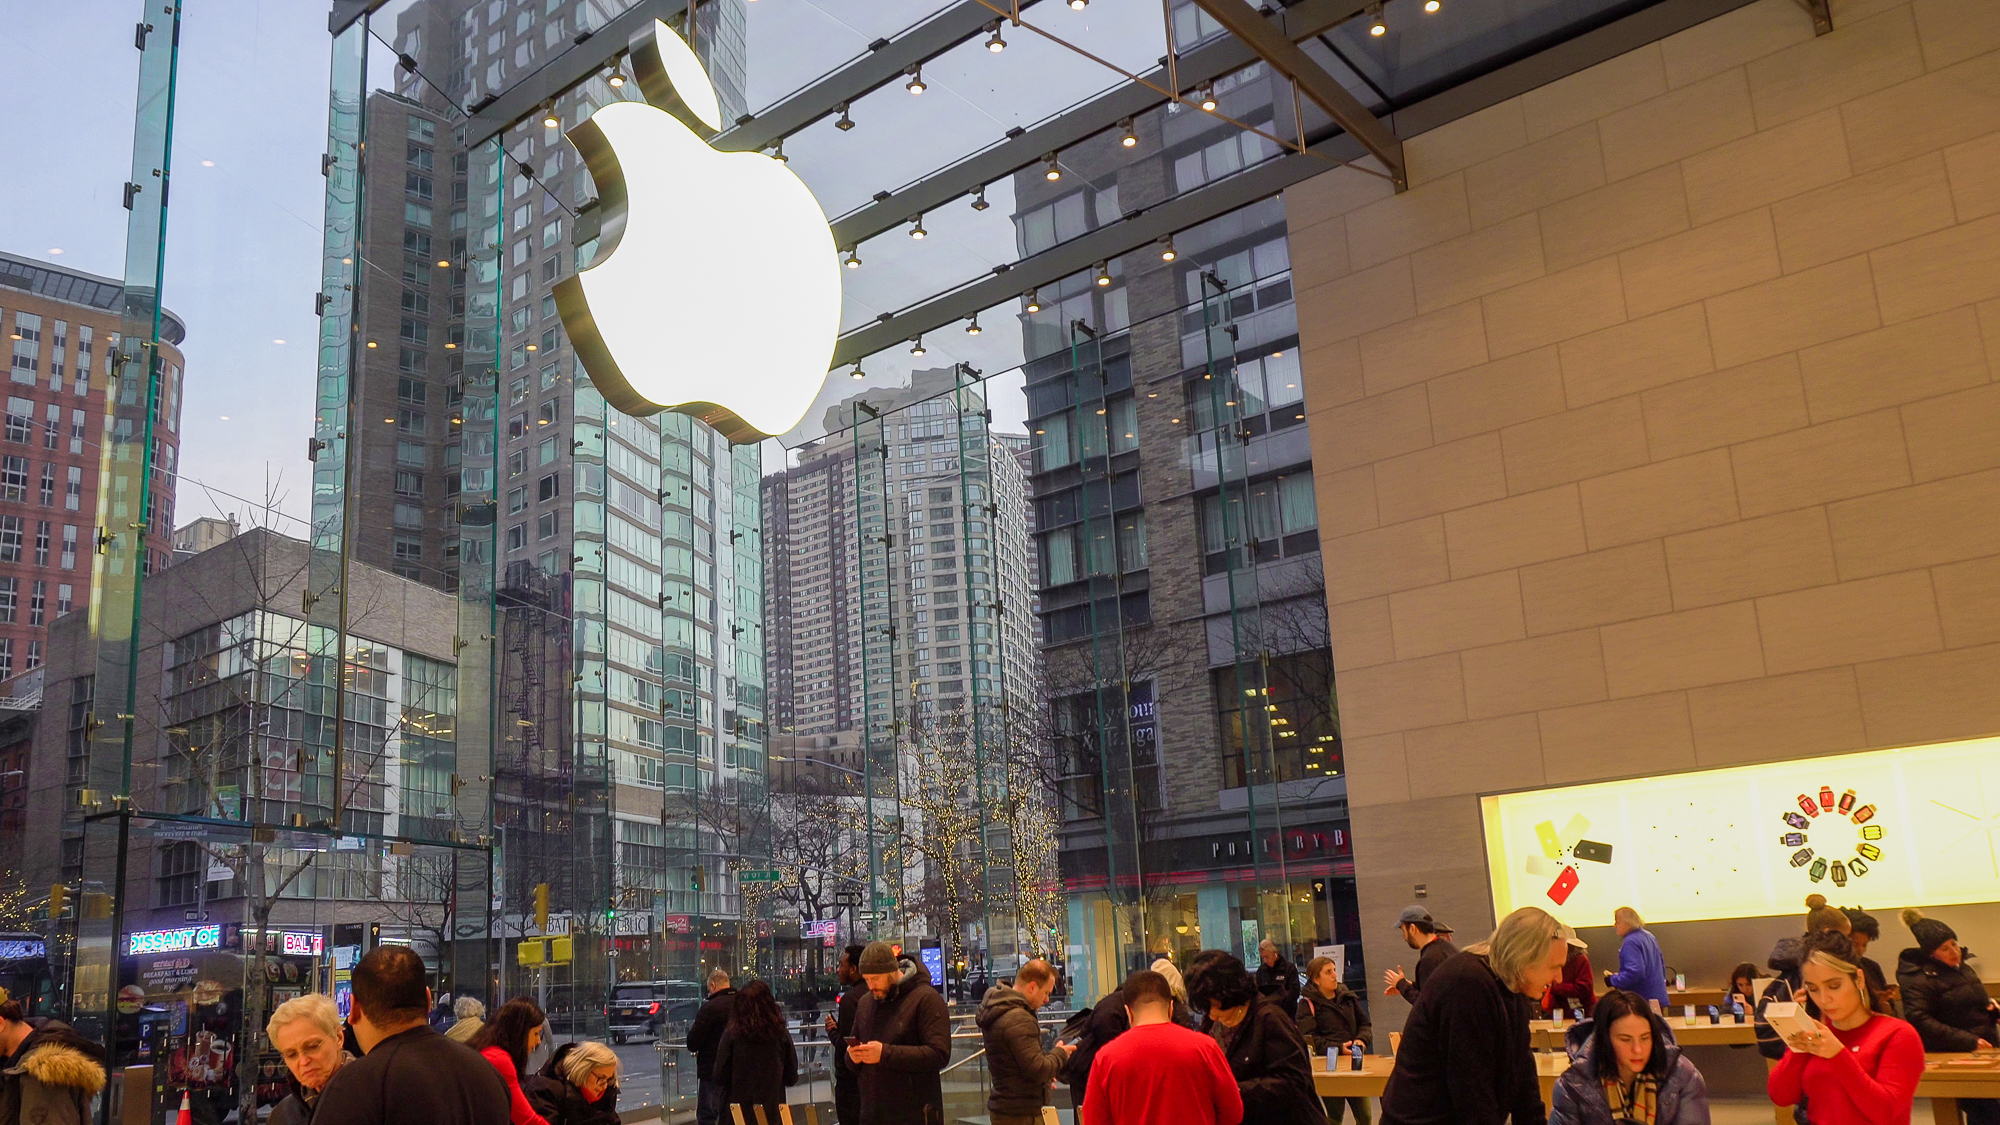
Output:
left=445, top=996, right=487, bottom=1044
left=266, top=995, right=354, bottom=1125
left=1379, top=907, right=1571, bottom=1125
left=1150, top=958, right=1199, bottom=1028
left=526, top=1041, right=620, bottom=1125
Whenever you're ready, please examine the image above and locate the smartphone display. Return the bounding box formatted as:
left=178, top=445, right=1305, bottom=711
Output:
left=1558, top=814, right=1591, bottom=849
left=1533, top=820, right=1564, bottom=860
left=1571, top=839, right=1613, bottom=864
left=1547, top=865, right=1580, bottom=905
left=1525, top=855, right=1557, bottom=877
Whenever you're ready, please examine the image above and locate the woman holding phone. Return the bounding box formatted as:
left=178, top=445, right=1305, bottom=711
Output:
left=1767, top=930, right=1922, bottom=1125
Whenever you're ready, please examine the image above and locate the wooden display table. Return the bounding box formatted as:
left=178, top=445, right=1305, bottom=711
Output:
left=1530, top=1017, right=1756, bottom=1049
left=1918, top=1053, right=2000, bottom=1125
left=1311, top=1052, right=1570, bottom=1107
left=1667, top=987, right=1727, bottom=1009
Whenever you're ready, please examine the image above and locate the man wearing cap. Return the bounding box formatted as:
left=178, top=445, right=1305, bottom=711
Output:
left=1544, top=925, right=1594, bottom=1016
left=847, top=941, right=950, bottom=1125
left=1383, top=906, right=1456, bottom=1006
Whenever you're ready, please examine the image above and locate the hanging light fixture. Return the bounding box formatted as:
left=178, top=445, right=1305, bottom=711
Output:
left=1368, top=3, right=1387, bottom=35
left=970, top=185, right=989, bottom=211
left=1024, top=289, right=1042, bottom=313
left=541, top=101, right=560, bottom=128
left=905, top=65, right=926, bottom=95
left=844, top=247, right=862, bottom=269
left=910, top=337, right=926, bottom=356
left=965, top=316, right=982, bottom=336
left=1159, top=235, right=1177, bottom=262
left=850, top=363, right=866, bottom=380
left=1094, top=261, right=1111, bottom=287
left=1118, top=118, right=1137, bottom=147
left=1043, top=152, right=1062, bottom=181
left=769, top=139, right=787, bottom=163
left=985, top=21, right=1006, bottom=51
left=909, top=215, right=927, bottom=240
left=1425, top=0, right=1441, bottom=9
left=1069, top=0, right=1088, bottom=9
left=607, top=59, right=627, bottom=88
left=834, top=102, right=855, bottom=130
left=1198, top=83, right=1218, bottom=112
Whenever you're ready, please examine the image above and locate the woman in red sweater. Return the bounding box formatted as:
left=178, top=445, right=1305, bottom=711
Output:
left=1768, top=930, right=1923, bottom=1125
left=470, top=997, right=553, bottom=1125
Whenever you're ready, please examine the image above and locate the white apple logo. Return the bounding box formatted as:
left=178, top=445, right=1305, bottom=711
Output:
left=554, top=20, right=841, bottom=444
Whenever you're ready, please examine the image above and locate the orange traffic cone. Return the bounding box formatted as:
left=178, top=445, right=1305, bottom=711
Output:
left=175, top=1090, right=192, bottom=1125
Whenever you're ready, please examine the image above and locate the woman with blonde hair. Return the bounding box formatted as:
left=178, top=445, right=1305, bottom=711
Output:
left=1767, top=930, right=1921, bottom=1125
left=266, top=995, right=354, bottom=1125
left=527, top=1041, right=620, bottom=1125
left=1149, top=958, right=1198, bottom=1027
left=1379, top=907, right=1570, bottom=1125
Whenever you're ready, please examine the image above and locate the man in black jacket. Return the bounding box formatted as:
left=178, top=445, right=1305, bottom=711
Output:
left=1379, top=907, right=1568, bottom=1125
left=1187, top=951, right=1326, bottom=1125
left=1383, top=906, right=1455, bottom=1007
left=823, top=945, right=866, bottom=1124
left=848, top=941, right=950, bottom=1125
left=312, top=947, right=509, bottom=1125
left=1257, top=940, right=1302, bottom=1012
left=976, top=959, right=1074, bottom=1125
left=684, top=969, right=737, bottom=1125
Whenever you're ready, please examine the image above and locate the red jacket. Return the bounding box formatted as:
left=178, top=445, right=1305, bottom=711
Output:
left=1543, top=950, right=1594, bottom=1015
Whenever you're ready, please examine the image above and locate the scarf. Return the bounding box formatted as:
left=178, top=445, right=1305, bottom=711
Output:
left=1601, top=1073, right=1658, bottom=1125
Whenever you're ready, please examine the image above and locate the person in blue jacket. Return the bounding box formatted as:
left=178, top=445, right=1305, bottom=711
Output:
left=1548, top=990, right=1711, bottom=1125
left=1603, top=907, right=1670, bottom=1011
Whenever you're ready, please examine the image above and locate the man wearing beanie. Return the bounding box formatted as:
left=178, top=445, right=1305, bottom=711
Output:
left=846, top=941, right=950, bottom=1125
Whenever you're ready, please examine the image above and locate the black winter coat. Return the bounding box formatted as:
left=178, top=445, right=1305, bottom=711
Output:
left=1896, top=946, right=1999, bottom=1052
left=975, top=986, right=1064, bottom=1117
left=712, top=1027, right=797, bottom=1115
left=1204, top=991, right=1328, bottom=1125
left=1258, top=956, right=1302, bottom=1010
left=525, top=1046, right=622, bottom=1125
left=850, top=959, right=950, bottom=1125
left=1059, top=996, right=1128, bottom=1108
left=684, top=989, right=737, bottom=1081
left=1394, top=938, right=1456, bottom=1005
left=1295, top=983, right=1372, bottom=1054
left=1379, top=951, right=1541, bottom=1125
left=831, top=982, right=865, bottom=1082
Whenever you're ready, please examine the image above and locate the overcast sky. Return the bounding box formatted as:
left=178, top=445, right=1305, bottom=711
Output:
left=0, top=0, right=1168, bottom=526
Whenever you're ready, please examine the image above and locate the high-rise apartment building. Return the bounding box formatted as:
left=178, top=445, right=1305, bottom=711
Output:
left=763, top=368, right=1038, bottom=742
left=340, top=0, right=762, bottom=990
left=0, top=253, right=184, bottom=682
left=1013, top=11, right=1355, bottom=1003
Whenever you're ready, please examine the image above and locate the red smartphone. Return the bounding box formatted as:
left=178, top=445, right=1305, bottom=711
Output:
left=1547, top=865, right=1580, bottom=905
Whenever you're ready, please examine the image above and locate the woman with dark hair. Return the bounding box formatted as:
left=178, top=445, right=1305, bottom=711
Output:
left=712, top=980, right=796, bottom=1122
left=1726, top=963, right=1762, bottom=1009
left=1839, top=908, right=1895, bottom=1013
left=470, top=998, right=552, bottom=1125
left=1185, top=950, right=1326, bottom=1125
left=1548, top=989, right=1711, bottom=1125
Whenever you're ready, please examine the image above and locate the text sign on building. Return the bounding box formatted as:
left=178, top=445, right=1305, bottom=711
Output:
left=281, top=932, right=324, bottom=957
left=1481, top=735, right=2000, bottom=926
left=129, top=924, right=222, bottom=956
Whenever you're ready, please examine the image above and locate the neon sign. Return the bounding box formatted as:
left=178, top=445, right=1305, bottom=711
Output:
left=128, top=925, right=221, bottom=956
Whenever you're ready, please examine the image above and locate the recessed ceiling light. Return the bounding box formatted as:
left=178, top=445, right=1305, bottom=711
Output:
left=201, top=160, right=215, bottom=167
left=47, top=248, right=63, bottom=256
left=273, top=339, right=286, bottom=344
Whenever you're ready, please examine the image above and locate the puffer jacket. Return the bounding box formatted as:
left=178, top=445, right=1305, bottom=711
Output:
left=1548, top=1015, right=1709, bottom=1125
left=975, top=986, right=1065, bottom=1117
left=0, top=1020, right=108, bottom=1125
left=850, top=957, right=950, bottom=1125
left=524, top=1045, right=621, bottom=1125
left=1896, top=946, right=1999, bottom=1052
left=1203, top=991, right=1328, bottom=1125
left=1294, top=983, right=1371, bottom=1055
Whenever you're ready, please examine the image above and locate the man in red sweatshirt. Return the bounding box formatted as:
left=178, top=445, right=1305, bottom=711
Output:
left=1080, top=970, right=1243, bottom=1125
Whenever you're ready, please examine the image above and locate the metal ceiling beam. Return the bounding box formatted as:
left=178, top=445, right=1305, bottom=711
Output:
left=829, top=131, right=1376, bottom=369
left=1189, top=0, right=1405, bottom=190
left=465, top=0, right=689, bottom=148
left=823, top=0, right=1371, bottom=251
left=830, top=0, right=1767, bottom=369
left=710, top=0, right=1052, bottom=155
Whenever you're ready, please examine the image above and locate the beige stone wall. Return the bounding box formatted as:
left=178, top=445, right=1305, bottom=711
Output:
left=1289, top=0, right=2000, bottom=1031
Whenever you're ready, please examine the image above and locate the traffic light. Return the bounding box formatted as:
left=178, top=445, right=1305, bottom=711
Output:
left=549, top=936, right=572, bottom=965
left=691, top=866, right=706, bottom=893
left=47, top=884, right=67, bottom=919
left=81, top=893, right=113, bottom=920
left=534, top=883, right=550, bottom=931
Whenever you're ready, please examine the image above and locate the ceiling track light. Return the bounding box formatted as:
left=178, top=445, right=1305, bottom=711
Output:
left=1043, top=152, right=1062, bottom=181
left=1068, top=0, right=1087, bottom=9
left=905, top=65, right=926, bottom=95
left=843, top=247, right=861, bottom=269
left=1368, top=2, right=1387, bottom=35
left=1024, top=289, right=1042, bottom=313
left=770, top=139, right=787, bottom=163
left=910, top=337, right=926, bottom=356
left=606, top=59, right=626, bottom=88
left=909, top=215, right=927, bottom=240
left=965, top=316, right=982, bottom=336
left=835, top=102, right=855, bottom=130
left=1159, top=235, right=1177, bottom=262
left=1197, top=82, right=1218, bottom=112
left=850, top=364, right=866, bottom=380
left=970, top=185, right=989, bottom=211
left=1424, top=0, right=1441, bottom=9
left=1094, top=261, right=1111, bottom=287
left=985, top=21, right=1006, bottom=51
left=541, top=101, right=560, bottom=128
left=1118, top=117, right=1137, bottom=147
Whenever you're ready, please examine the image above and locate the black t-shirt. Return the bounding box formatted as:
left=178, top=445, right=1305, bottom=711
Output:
left=314, top=1026, right=509, bottom=1125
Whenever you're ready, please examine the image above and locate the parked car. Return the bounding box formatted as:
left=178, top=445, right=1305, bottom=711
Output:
left=607, top=979, right=701, bottom=1043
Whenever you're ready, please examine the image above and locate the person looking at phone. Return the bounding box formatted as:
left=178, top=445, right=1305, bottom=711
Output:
left=1382, top=906, right=1454, bottom=1006
left=1767, top=930, right=1922, bottom=1125
left=977, top=959, right=1074, bottom=1125
left=824, top=945, right=866, bottom=1125
left=847, top=941, right=949, bottom=1125
left=1604, top=907, right=1670, bottom=1011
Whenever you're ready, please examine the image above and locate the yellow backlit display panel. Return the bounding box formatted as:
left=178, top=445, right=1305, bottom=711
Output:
left=1480, top=736, right=2000, bottom=926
